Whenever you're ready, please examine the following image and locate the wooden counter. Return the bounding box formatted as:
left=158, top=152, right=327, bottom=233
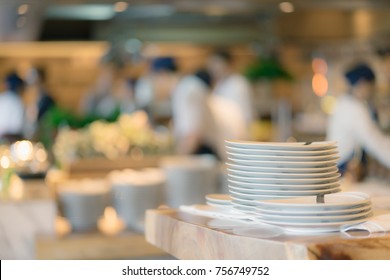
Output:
left=145, top=208, right=390, bottom=260
left=145, top=178, right=390, bottom=260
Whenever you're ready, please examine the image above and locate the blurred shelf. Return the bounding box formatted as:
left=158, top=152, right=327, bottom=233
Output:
left=65, top=156, right=161, bottom=177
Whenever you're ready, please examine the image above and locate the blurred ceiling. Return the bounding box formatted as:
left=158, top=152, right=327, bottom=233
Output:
left=0, top=0, right=390, bottom=44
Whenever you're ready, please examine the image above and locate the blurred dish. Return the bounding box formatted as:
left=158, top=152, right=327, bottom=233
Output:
left=225, top=140, right=336, bottom=151
left=229, top=186, right=341, bottom=197
left=226, top=145, right=338, bottom=156
left=228, top=158, right=339, bottom=168
left=227, top=152, right=339, bottom=162
left=228, top=179, right=340, bottom=190
left=256, top=192, right=371, bottom=211
left=227, top=173, right=340, bottom=184
left=226, top=162, right=338, bottom=174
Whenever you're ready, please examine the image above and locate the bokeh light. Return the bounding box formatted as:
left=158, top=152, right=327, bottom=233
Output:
left=312, top=73, right=328, bottom=97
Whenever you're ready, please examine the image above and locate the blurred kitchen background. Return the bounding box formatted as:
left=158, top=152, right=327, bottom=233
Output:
left=1, top=0, right=390, bottom=260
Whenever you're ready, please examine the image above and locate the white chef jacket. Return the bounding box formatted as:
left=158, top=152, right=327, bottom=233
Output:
left=172, top=75, right=248, bottom=160
left=0, top=91, right=24, bottom=137
left=213, top=74, right=254, bottom=126
left=172, top=75, right=216, bottom=149
left=327, top=94, right=390, bottom=168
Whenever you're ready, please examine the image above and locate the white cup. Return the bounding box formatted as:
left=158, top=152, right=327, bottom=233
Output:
left=58, top=179, right=110, bottom=232
left=109, top=168, right=165, bottom=232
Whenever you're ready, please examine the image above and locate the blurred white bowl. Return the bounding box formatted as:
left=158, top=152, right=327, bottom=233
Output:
left=58, top=179, right=110, bottom=231
left=109, top=168, right=165, bottom=232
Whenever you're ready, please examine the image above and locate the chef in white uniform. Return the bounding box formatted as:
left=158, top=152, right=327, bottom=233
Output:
left=172, top=70, right=247, bottom=161
left=172, top=70, right=216, bottom=156
left=327, top=63, right=390, bottom=175
left=207, top=50, right=255, bottom=129
left=0, top=73, right=25, bottom=140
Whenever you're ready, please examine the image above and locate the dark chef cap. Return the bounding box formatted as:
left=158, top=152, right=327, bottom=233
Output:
left=151, top=57, right=177, bottom=72
left=5, top=72, right=25, bottom=93
left=345, top=64, right=375, bottom=85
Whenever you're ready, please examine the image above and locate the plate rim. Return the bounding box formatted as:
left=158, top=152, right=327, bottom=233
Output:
left=228, top=179, right=341, bottom=189
left=225, top=140, right=337, bottom=148
left=256, top=192, right=371, bottom=210
left=228, top=185, right=342, bottom=195
left=226, top=162, right=338, bottom=173
left=227, top=173, right=341, bottom=183
left=227, top=167, right=339, bottom=178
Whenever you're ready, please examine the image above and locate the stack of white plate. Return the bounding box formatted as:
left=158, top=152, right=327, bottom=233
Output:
left=254, top=192, right=373, bottom=233
left=225, top=140, right=342, bottom=214
left=205, top=194, right=232, bottom=209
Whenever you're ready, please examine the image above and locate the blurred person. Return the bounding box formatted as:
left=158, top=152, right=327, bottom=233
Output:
left=0, top=72, right=25, bottom=141
left=172, top=69, right=248, bottom=161
left=28, top=67, right=56, bottom=121
left=24, top=67, right=56, bottom=138
left=135, top=57, right=179, bottom=123
left=81, top=63, right=123, bottom=118
left=172, top=70, right=217, bottom=156
left=207, top=49, right=255, bottom=129
left=327, top=63, right=390, bottom=177
left=117, top=78, right=137, bottom=114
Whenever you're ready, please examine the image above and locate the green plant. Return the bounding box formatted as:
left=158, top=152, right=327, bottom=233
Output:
left=38, top=106, right=121, bottom=149
left=244, top=57, right=293, bottom=82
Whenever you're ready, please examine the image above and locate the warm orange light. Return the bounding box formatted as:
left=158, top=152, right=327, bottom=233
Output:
left=114, top=2, right=128, bottom=13
left=312, top=73, right=328, bottom=97
left=279, top=2, right=294, bottom=13
left=312, top=58, right=328, bottom=74
left=0, top=155, right=10, bottom=169
left=98, top=206, right=125, bottom=236
left=18, top=4, right=29, bottom=15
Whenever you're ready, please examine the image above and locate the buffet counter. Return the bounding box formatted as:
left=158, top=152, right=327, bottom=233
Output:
left=145, top=179, right=390, bottom=260
left=0, top=179, right=55, bottom=259
left=0, top=177, right=166, bottom=260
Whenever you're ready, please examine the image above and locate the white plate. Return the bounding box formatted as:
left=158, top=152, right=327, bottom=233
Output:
left=180, top=204, right=253, bottom=220
left=231, top=202, right=257, bottom=213
left=225, top=140, right=337, bottom=151
left=232, top=194, right=299, bottom=206
left=256, top=192, right=371, bottom=211
left=227, top=167, right=339, bottom=179
left=259, top=218, right=369, bottom=235
left=229, top=185, right=341, bottom=196
left=205, top=194, right=232, bottom=204
left=254, top=214, right=373, bottom=234
left=206, top=202, right=233, bottom=208
left=228, top=158, right=339, bottom=168
left=254, top=209, right=373, bottom=223
left=226, top=162, right=338, bottom=174
left=226, top=145, right=338, bottom=156
left=206, top=200, right=232, bottom=206
left=256, top=203, right=372, bottom=216
left=227, top=173, right=340, bottom=185
left=227, top=152, right=339, bottom=162
left=229, top=188, right=341, bottom=201
left=228, top=179, right=341, bottom=190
